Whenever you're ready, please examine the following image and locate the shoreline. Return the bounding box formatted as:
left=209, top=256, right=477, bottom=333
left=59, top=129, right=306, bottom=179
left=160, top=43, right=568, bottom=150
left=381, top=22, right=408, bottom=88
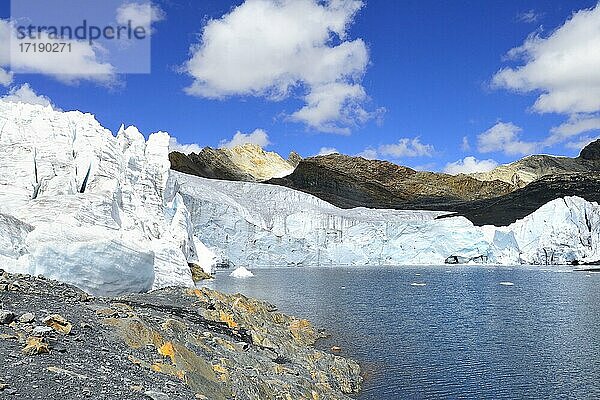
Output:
left=0, top=270, right=362, bottom=399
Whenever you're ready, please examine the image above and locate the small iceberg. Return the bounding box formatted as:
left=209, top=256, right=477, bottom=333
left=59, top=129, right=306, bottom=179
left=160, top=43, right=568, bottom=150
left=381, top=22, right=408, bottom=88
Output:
left=499, top=282, right=514, bottom=286
left=230, top=266, right=255, bottom=278
left=411, top=283, right=427, bottom=287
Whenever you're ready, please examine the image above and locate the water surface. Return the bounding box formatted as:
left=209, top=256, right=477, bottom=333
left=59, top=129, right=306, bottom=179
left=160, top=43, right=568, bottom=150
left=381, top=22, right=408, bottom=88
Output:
left=202, top=266, right=600, bottom=399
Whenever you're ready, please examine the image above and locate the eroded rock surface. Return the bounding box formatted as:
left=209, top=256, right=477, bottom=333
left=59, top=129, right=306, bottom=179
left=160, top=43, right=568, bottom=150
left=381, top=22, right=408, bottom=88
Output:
left=0, top=269, right=361, bottom=399
left=169, top=144, right=298, bottom=183
left=267, top=154, right=514, bottom=210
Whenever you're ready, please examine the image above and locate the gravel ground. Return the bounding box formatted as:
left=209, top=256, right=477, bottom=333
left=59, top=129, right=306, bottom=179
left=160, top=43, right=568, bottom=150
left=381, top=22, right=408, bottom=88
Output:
left=0, top=270, right=361, bottom=399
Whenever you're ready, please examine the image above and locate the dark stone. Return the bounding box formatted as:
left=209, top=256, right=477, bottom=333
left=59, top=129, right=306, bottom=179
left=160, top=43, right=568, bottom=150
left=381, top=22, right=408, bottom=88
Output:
left=169, top=150, right=254, bottom=182
left=266, top=155, right=600, bottom=226
left=579, top=139, right=600, bottom=160
left=450, top=173, right=600, bottom=226
left=0, top=310, right=15, bottom=324
left=267, top=154, right=513, bottom=210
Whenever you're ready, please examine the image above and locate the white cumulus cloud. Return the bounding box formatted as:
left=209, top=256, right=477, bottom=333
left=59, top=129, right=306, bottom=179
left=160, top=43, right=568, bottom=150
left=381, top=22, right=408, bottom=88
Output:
left=378, top=137, right=435, bottom=158
left=493, top=4, right=600, bottom=115
left=516, top=10, right=543, bottom=24
left=0, top=19, right=116, bottom=85
left=290, top=82, right=369, bottom=134
left=219, top=129, right=271, bottom=148
left=316, top=147, right=339, bottom=156
left=461, top=136, right=471, bottom=151
left=0, top=67, right=13, bottom=87
left=1, top=83, right=55, bottom=108
left=183, top=0, right=375, bottom=133
left=169, top=137, right=203, bottom=154
left=565, top=135, right=600, bottom=150
left=356, top=137, right=435, bottom=160
left=356, top=148, right=378, bottom=159
left=444, top=156, right=498, bottom=175
left=116, top=2, right=165, bottom=34
left=546, top=115, right=600, bottom=145
left=477, top=122, right=538, bottom=156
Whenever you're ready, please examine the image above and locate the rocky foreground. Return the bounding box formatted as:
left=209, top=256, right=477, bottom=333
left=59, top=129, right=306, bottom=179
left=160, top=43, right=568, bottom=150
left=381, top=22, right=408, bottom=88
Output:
left=0, top=270, right=361, bottom=399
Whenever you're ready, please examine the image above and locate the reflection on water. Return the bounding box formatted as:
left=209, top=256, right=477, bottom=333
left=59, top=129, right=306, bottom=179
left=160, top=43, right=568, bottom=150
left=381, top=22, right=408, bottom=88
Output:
left=202, top=266, right=600, bottom=399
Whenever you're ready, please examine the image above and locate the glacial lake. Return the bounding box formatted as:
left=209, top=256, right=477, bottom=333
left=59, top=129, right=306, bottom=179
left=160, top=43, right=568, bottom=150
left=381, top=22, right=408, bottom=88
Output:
left=201, top=266, right=600, bottom=399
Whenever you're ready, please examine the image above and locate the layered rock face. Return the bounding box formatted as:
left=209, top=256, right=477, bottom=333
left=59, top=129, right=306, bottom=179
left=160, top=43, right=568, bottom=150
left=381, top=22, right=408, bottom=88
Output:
left=267, top=154, right=514, bottom=209
left=175, top=171, right=600, bottom=266
left=0, top=102, right=213, bottom=295
left=449, top=172, right=600, bottom=226
left=170, top=144, right=298, bottom=182
left=263, top=148, right=600, bottom=226
left=470, top=143, right=600, bottom=187
left=580, top=138, right=600, bottom=161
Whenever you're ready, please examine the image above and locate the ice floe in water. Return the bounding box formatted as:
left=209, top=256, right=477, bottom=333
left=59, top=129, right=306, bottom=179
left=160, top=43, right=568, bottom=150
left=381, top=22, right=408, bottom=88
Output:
left=230, top=266, right=255, bottom=278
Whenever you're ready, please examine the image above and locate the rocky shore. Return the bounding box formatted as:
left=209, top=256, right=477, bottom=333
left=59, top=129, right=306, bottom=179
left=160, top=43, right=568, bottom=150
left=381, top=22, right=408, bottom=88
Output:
left=0, top=270, right=361, bottom=399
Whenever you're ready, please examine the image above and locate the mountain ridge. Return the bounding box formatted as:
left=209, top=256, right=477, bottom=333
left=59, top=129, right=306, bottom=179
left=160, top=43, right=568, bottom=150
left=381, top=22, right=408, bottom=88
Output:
left=170, top=143, right=299, bottom=182
left=468, top=140, right=600, bottom=187
left=170, top=140, right=600, bottom=226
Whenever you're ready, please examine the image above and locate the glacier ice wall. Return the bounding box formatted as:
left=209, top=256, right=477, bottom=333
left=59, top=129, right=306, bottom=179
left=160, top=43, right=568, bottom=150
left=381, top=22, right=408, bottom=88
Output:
left=175, top=172, right=493, bottom=266
left=175, top=171, right=600, bottom=267
left=0, top=102, right=211, bottom=295
left=494, top=197, right=600, bottom=265
left=1, top=101, right=598, bottom=298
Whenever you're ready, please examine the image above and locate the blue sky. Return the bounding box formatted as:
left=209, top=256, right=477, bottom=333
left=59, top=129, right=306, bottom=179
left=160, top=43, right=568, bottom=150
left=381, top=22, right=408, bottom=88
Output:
left=1, top=0, right=600, bottom=173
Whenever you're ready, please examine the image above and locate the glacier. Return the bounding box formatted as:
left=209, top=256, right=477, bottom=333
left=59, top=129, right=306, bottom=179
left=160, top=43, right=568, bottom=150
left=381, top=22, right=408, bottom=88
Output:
left=0, top=102, right=214, bottom=295
left=175, top=172, right=600, bottom=267
left=1, top=101, right=599, bottom=297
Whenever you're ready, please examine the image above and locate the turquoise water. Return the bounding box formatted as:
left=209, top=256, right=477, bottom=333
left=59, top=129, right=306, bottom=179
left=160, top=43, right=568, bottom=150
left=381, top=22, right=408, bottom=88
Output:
left=202, top=266, right=600, bottom=399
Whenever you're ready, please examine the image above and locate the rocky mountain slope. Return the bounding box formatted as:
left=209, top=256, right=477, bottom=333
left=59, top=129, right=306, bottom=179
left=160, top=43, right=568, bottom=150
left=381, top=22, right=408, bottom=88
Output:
left=169, top=135, right=600, bottom=227
left=176, top=170, right=600, bottom=266
left=267, top=154, right=514, bottom=209
left=0, top=269, right=360, bottom=399
left=469, top=141, right=600, bottom=187
left=262, top=141, right=600, bottom=226
left=170, top=144, right=300, bottom=182
left=448, top=172, right=600, bottom=226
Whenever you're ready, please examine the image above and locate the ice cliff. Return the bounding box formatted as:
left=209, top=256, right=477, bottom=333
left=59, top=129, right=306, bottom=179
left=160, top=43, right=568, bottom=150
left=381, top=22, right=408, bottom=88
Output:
left=175, top=172, right=600, bottom=267
left=1, top=102, right=598, bottom=298
left=0, top=102, right=213, bottom=295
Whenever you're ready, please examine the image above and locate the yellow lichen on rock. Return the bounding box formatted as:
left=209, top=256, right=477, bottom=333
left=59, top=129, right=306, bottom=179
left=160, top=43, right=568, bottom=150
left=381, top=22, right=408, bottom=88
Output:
left=22, top=336, right=50, bottom=355
left=289, top=319, right=313, bottom=342
left=159, top=341, right=176, bottom=363
left=189, top=263, right=213, bottom=282
left=107, top=318, right=163, bottom=349
left=186, top=288, right=211, bottom=302
left=212, top=364, right=227, bottom=375
left=232, top=297, right=259, bottom=314
left=43, top=314, right=72, bottom=335
left=219, top=311, right=238, bottom=329
left=151, top=363, right=163, bottom=373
